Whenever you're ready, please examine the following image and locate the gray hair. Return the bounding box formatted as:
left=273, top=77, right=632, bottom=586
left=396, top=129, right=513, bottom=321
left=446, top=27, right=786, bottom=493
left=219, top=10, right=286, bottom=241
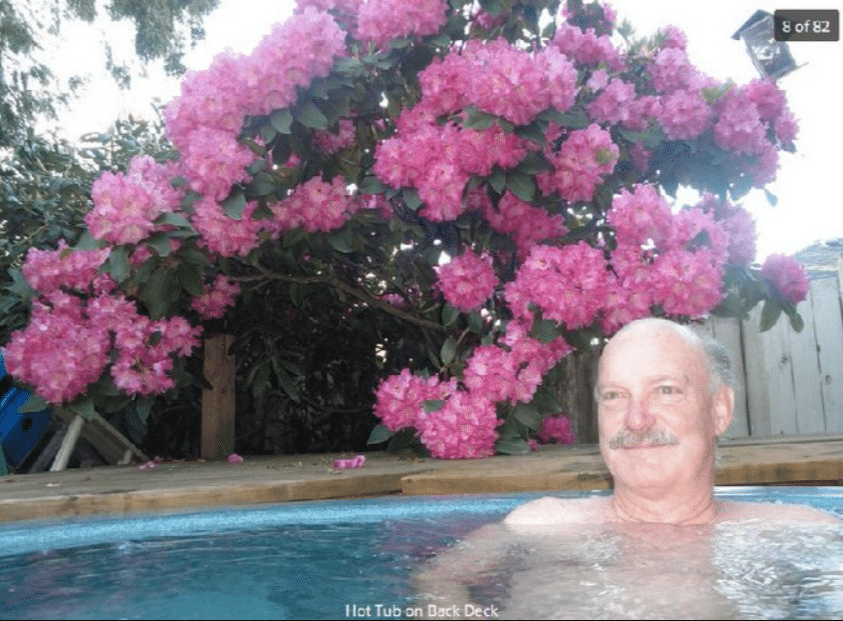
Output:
left=598, top=318, right=735, bottom=397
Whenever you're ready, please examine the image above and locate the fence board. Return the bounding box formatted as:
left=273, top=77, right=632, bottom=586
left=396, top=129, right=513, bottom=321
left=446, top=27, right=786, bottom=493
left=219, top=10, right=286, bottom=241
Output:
left=741, top=307, right=772, bottom=437
left=792, top=284, right=826, bottom=433
left=812, top=277, right=843, bottom=431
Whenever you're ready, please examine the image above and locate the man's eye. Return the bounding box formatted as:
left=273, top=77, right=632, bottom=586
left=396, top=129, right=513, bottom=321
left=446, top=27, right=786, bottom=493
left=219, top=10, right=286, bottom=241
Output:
left=657, top=385, right=679, bottom=395
left=602, top=391, right=621, bottom=400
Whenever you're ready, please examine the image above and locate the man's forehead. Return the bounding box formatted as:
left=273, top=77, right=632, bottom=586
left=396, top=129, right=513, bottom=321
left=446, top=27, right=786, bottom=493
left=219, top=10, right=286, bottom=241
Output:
left=598, top=372, right=690, bottom=388
left=599, top=325, right=707, bottom=381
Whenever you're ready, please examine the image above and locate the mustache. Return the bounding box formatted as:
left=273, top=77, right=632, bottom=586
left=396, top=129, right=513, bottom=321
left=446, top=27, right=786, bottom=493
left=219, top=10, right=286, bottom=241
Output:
left=608, top=428, right=679, bottom=449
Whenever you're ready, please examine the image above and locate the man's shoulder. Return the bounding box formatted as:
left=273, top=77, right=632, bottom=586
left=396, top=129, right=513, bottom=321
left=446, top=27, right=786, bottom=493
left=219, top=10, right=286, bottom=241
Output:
left=503, top=495, right=611, bottom=526
left=716, top=499, right=840, bottom=524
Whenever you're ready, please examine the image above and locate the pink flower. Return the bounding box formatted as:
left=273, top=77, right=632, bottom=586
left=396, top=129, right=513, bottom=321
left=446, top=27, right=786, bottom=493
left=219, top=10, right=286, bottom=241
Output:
left=648, top=48, right=693, bottom=93
left=537, top=414, right=576, bottom=444
left=587, top=78, right=636, bottom=126
left=357, top=0, right=448, bottom=47
left=373, top=369, right=451, bottom=431
left=607, top=185, right=674, bottom=248
left=191, top=275, right=241, bottom=320
left=482, top=192, right=568, bottom=261
left=505, top=242, right=611, bottom=330
left=227, top=453, right=245, bottom=464
left=435, top=251, right=498, bottom=313
left=416, top=391, right=499, bottom=459
left=538, top=124, right=618, bottom=203
left=713, top=93, right=766, bottom=155
left=658, top=89, right=712, bottom=140
left=21, top=242, right=109, bottom=294
left=332, top=454, right=365, bottom=469
left=761, top=254, right=809, bottom=305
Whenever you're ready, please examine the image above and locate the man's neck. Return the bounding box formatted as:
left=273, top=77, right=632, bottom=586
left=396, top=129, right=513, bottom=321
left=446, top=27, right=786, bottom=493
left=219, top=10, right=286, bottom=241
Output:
left=610, top=484, right=719, bottom=525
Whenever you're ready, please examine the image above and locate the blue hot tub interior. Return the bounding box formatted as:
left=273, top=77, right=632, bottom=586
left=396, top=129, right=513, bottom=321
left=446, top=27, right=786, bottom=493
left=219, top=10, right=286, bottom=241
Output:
left=0, top=487, right=841, bottom=619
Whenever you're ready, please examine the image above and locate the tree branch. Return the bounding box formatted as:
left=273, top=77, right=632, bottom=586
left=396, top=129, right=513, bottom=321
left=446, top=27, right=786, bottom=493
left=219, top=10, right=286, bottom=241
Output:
left=232, top=266, right=445, bottom=333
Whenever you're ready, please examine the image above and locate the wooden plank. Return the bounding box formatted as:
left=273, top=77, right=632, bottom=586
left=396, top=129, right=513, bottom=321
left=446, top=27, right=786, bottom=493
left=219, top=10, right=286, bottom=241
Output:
left=791, top=283, right=825, bottom=433
left=742, top=306, right=771, bottom=437
left=708, top=317, right=749, bottom=440
left=201, top=334, right=236, bottom=460
left=763, top=309, right=798, bottom=434
left=812, top=276, right=843, bottom=431
left=49, top=415, right=85, bottom=471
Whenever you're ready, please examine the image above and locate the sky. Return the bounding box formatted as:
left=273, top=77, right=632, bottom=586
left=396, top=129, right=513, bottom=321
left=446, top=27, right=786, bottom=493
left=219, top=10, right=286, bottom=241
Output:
left=48, top=0, right=843, bottom=261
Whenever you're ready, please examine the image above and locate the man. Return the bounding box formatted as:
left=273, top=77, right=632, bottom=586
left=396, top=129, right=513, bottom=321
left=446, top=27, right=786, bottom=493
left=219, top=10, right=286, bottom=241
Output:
left=416, top=318, right=839, bottom=619
left=505, top=317, right=838, bottom=526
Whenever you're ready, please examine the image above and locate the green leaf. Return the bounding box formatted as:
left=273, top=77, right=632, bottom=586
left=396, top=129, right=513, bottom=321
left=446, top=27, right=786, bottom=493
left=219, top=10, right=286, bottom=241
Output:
left=155, top=212, right=192, bottom=229
left=530, top=317, right=561, bottom=343
left=495, top=437, right=530, bottom=455
left=424, top=399, right=445, bottom=412
left=463, top=107, right=496, bottom=130
left=403, top=188, right=423, bottom=211
left=328, top=228, right=354, bottom=253
left=759, top=298, right=783, bottom=332
left=506, top=171, right=536, bottom=202
left=440, top=336, right=458, bottom=365
left=517, top=151, right=553, bottom=175
left=367, top=424, right=394, bottom=444
left=489, top=167, right=506, bottom=194
left=178, top=263, right=205, bottom=296
left=557, top=110, right=590, bottom=130
left=359, top=175, right=386, bottom=194
left=74, top=230, right=106, bottom=250
left=270, top=109, right=293, bottom=134
left=221, top=193, right=247, bottom=220
left=146, top=233, right=173, bottom=257
left=107, top=246, right=130, bottom=283
left=297, top=101, right=329, bottom=130
left=468, top=312, right=484, bottom=334
left=69, top=397, right=96, bottom=421
left=246, top=172, right=277, bottom=197
left=442, top=303, right=460, bottom=327
left=512, top=403, right=541, bottom=430
left=19, top=392, right=49, bottom=413
left=785, top=306, right=805, bottom=332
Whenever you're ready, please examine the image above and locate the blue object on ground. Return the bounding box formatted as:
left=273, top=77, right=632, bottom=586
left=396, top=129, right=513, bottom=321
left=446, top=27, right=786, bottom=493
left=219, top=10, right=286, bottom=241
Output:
left=0, top=351, right=52, bottom=469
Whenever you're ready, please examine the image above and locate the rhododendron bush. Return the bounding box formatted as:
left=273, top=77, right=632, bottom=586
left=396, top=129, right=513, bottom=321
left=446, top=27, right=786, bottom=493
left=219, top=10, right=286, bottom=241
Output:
left=3, top=0, right=809, bottom=458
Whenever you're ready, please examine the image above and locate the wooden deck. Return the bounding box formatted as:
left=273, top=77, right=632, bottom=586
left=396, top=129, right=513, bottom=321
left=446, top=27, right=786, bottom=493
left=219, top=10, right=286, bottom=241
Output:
left=1, top=434, right=842, bottom=523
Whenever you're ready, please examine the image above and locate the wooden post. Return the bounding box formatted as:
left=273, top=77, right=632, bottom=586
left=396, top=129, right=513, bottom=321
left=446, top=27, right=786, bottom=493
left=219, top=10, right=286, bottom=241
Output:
left=202, top=334, right=236, bottom=460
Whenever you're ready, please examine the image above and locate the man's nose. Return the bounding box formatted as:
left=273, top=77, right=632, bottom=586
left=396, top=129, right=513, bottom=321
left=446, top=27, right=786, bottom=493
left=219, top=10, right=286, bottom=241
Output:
left=624, top=396, right=654, bottom=431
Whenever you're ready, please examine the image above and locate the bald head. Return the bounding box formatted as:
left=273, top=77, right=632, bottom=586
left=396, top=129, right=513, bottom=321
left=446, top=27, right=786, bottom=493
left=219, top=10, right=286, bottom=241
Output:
left=600, top=318, right=734, bottom=397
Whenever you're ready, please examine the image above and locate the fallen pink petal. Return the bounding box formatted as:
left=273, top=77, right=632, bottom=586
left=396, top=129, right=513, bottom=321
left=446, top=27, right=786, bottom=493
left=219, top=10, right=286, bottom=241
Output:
left=227, top=453, right=244, bottom=464
left=333, top=455, right=366, bottom=469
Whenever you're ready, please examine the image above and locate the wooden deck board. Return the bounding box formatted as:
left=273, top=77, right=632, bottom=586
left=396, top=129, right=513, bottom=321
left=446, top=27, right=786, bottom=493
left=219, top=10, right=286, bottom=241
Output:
left=1, top=436, right=842, bottom=523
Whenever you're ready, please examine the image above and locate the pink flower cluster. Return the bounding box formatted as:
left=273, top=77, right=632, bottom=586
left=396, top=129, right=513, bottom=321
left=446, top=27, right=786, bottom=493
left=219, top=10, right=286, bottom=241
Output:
left=87, top=156, right=185, bottom=246
left=551, top=22, right=622, bottom=69
left=505, top=242, right=611, bottom=330
left=463, top=322, right=572, bottom=405
left=537, top=413, right=576, bottom=445
left=481, top=192, right=568, bottom=260
left=192, top=197, right=263, bottom=257
left=537, top=123, right=619, bottom=203
left=657, top=89, right=712, bottom=140
left=4, top=288, right=201, bottom=404
left=374, top=372, right=502, bottom=459
left=375, top=119, right=527, bottom=222
left=356, top=0, right=448, bottom=48
left=418, top=40, right=579, bottom=125
left=191, top=275, right=241, bottom=319
left=761, top=254, right=810, bottom=305
left=272, top=175, right=361, bottom=233
left=435, top=251, right=498, bottom=313
left=587, top=78, right=636, bottom=126
left=601, top=185, right=732, bottom=328
left=21, top=242, right=109, bottom=294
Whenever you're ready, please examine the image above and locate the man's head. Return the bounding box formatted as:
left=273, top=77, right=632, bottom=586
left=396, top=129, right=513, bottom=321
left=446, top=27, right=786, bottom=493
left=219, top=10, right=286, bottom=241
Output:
left=595, top=318, right=735, bottom=496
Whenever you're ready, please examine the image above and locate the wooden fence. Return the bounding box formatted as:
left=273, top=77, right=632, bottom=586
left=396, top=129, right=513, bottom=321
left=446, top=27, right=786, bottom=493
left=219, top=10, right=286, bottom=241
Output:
left=555, top=269, right=843, bottom=443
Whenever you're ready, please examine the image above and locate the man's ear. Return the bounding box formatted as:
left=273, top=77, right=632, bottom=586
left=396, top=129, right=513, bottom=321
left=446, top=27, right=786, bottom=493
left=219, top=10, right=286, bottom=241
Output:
left=712, top=384, right=735, bottom=436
